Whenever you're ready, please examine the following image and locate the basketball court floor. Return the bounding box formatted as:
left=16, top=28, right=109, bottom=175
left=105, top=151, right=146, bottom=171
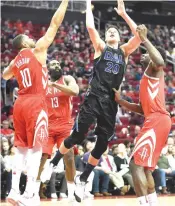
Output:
left=1, top=195, right=175, bottom=206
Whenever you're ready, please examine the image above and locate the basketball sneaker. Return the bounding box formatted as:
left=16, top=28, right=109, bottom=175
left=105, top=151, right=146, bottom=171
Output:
left=40, top=162, right=55, bottom=183
left=68, top=196, right=77, bottom=206
left=18, top=192, right=40, bottom=206
left=84, top=191, right=94, bottom=199
left=74, top=175, right=86, bottom=203
left=7, top=189, right=20, bottom=206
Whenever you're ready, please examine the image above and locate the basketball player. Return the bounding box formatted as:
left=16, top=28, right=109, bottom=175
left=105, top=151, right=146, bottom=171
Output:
left=36, top=60, right=79, bottom=202
left=41, top=0, right=142, bottom=202
left=2, top=0, right=69, bottom=205
left=113, top=25, right=171, bottom=206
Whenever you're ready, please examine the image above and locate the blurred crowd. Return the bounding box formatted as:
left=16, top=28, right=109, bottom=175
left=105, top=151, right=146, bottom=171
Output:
left=1, top=19, right=175, bottom=198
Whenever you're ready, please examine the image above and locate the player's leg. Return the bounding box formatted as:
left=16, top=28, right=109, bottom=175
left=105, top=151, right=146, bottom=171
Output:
left=36, top=133, right=55, bottom=197
left=145, top=169, right=158, bottom=206
left=7, top=100, right=28, bottom=205
left=36, top=153, right=48, bottom=198
left=48, top=96, right=96, bottom=167
left=74, top=100, right=116, bottom=201
left=130, top=160, right=149, bottom=206
left=18, top=106, right=48, bottom=205
left=63, top=148, right=76, bottom=199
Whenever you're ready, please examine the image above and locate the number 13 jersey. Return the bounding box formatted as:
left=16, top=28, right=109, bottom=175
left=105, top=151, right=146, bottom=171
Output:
left=12, top=49, right=48, bottom=96
left=46, top=76, right=73, bottom=125
left=89, top=46, right=126, bottom=98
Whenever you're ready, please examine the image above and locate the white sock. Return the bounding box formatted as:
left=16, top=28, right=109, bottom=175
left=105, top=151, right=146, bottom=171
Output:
left=11, top=147, right=28, bottom=193
left=147, top=192, right=158, bottom=206
left=138, top=196, right=149, bottom=206
left=67, top=182, right=75, bottom=198
left=25, top=146, right=42, bottom=197
left=35, top=180, right=41, bottom=195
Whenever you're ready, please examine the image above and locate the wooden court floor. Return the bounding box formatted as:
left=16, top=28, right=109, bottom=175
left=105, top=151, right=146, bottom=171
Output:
left=1, top=195, right=175, bottom=206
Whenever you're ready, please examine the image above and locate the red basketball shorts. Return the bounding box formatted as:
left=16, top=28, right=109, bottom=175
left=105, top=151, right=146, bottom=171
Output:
left=42, top=121, right=73, bottom=155
left=13, top=95, right=48, bottom=148
left=130, top=113, right=171, bottom=170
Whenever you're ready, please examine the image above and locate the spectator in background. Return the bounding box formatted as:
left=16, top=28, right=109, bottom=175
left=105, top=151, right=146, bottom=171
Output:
left=101, top=147, right=130, bottom=196
left=124, top=140, right=131, bottom=156
left=2, top=146, right=15, bottom=196
left=154, top=146, right=175, bottom=194
left=1, top=120, right=14, bottom=139
left=77, top=145, right=84, bottom=157
left=49, top=158, right=67, bottom=199
left=134, top=67, right=143, bottom=81
left=111, top=144, right=118, bottom=157
left=1, top=139, right=11, bottom=157
left=167, top=145, right=175, bottom=171
left=114, top=144, right=134, bottom=189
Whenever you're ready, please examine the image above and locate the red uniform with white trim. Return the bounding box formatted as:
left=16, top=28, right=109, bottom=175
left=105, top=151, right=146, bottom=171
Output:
left=130, top=72, right=171, bottom=170
left=42, top=76, right=74, bottom=155
left=12, top=49, right=48, bottom=148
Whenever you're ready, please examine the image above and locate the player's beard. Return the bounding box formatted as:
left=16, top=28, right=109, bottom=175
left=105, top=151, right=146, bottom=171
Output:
left=49, top=68, right=63, bottom=81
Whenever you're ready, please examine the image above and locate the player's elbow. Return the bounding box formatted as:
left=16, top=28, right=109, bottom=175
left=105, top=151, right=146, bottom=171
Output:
left=72, top=87, right=79, bottom=96
left=2, top=73, right=10, bottom=80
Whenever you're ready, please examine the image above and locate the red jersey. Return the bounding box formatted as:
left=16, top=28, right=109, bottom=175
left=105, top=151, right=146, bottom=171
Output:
left=12, top=49, right=48, bottom=96
left=46, top=76, right=73, bottom=124
left=139, top=72, right=169, bottom=117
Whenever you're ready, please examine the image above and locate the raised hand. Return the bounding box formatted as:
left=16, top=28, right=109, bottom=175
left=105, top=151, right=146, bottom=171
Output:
left=136, top=24, right=148, bottom=42
left=114, top=0, right=126, bottom=16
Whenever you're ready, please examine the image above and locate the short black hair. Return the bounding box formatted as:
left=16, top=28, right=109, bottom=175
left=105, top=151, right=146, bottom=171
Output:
left=105, top=24, right=119, bottom=34
left=12, top=34, right=25, bottom=50
left=156, top=46, right=166, bottom=61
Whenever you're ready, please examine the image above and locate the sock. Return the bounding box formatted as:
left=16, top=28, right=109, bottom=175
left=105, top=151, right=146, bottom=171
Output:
left=50, top=150, right=64, bottom=166
left=35, top=180, right=41, bottom=195
left=25, top=147, right=42, bottom=197
left=138, top=196, right=149, bottom=206
left=11, top=147, right=28, bottom=193
left=147, top=192, right=158, bottom=206
left=80, top=163, right=95, bottom=182
left=67, top=182, right=75, bottom=198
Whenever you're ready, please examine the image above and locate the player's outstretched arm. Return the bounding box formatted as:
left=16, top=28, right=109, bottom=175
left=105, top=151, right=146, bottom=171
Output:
left=51, top=75, right=79, bottom=96
left=113, top=88, right=144, bottom=115
left=2, top=60, right=14, bottom=80
left=86, top=0, right=105, bottom=53
left=137, top=25, right=165, bottom=71
left=115, top=0, right=139, bottom=37
left=115, top=0, right=141, bottom=57
left=35, top=0, right=69, bottom=51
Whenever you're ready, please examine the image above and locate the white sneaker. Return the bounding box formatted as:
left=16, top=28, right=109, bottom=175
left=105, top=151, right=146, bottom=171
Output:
left=59, top=193, right=67, bottom=198
left=68, top=197, right=77, bottom=206
left=40, top=162, right=54, bottom=183
left=18, top=192, right=40, bottom=206
left=74, top=175, right=86, bottom=203
left=51, top=193, right=57, bottom=199
left=84, top=191, right=94, bottom=199
left=7, top=189, right=20, bottom=206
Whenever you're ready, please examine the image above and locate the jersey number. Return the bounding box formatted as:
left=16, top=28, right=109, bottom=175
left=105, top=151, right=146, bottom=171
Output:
left=20, top=68, right=32, bottom=88
left=105, top=62, right=119, bottom=74
left=51, top=97, right=59, bottom=108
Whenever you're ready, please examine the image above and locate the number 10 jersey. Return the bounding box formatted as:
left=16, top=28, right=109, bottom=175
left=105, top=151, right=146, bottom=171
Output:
left=12, top=48, right=48, bottom=96
left=12, top=48, right=48, bottom=148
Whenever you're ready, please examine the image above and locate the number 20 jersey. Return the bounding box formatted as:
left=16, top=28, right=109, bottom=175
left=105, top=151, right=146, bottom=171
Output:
left=89, top=46, right=126, bottom=98
left=12, top=49, right=48, bottom=96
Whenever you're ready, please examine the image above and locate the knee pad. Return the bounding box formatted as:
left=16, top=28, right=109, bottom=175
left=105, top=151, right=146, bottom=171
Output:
left=91, top=134, right=108, bottom=159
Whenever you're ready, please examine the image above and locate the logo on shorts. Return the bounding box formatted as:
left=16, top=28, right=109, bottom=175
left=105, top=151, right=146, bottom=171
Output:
left=138, top=147, right=149, bottom=160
